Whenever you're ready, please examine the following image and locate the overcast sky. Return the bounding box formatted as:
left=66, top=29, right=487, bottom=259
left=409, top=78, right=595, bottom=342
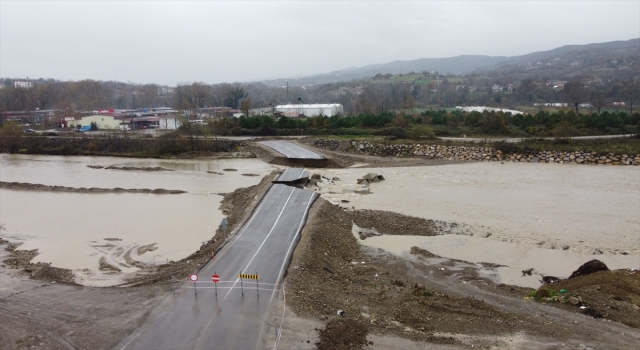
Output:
left=1, top=1, right=638, bottom=86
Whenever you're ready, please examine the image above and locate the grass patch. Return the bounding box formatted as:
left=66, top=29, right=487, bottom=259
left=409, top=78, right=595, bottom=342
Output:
left=528, top=288, right=565, bottom=303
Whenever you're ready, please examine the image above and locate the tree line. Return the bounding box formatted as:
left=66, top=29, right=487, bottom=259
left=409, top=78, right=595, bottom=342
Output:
left=183, top=109, right=639, bottom=138
left=1, top=72, right=638, bottom=117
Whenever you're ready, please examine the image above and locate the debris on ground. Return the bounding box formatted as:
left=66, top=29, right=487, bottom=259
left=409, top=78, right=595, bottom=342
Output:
left=537, top=266, right=640, bottom=328
left=522, top=268, right=534, bottom=276
left=356, top=173, right=385, bottom=184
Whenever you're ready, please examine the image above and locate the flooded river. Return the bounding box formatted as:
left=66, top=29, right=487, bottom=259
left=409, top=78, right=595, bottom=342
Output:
left=318, top=162, right=640, bottom=287
left=0, top=155, right=274, bottom=286
left=2, top=154, right=638, bottom=289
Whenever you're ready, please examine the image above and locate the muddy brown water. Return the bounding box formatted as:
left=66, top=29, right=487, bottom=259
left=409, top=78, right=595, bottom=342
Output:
left=0, top=154, right=274, bottom=286
left=317, top=162, right=640, bottom=288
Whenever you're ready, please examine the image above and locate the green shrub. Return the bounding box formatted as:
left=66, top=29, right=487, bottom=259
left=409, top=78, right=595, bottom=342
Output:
left=407, top=125, right=437, bottom=140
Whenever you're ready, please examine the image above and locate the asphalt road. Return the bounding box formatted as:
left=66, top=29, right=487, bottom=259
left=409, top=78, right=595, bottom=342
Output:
left=259, top=140, right=326, bottom=159
left=276, top=168, right=309, bottom=182
left=115, top=183, right=318, bottom=350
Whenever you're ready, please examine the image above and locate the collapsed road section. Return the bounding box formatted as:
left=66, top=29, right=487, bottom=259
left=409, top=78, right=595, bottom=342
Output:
left=114, top=172, right=319, bottom=350
left=272, top=168, right=310, bottom=188
left=258, top=140, right=338, bottom=168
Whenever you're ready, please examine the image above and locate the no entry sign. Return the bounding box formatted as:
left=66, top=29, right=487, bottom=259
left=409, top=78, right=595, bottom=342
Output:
left=212, top=274, right=220, bottom=283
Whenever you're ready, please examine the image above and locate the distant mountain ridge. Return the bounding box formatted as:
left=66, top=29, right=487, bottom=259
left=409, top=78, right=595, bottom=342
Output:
left=258, top=38, right=639, bottom=87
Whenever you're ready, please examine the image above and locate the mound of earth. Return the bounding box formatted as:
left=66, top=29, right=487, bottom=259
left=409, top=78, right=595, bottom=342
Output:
left=316, top=318, right=368, bottom=350
left=351, top=210, right=466, bottom=238
left=540, top=269, right=640, bottom=328
left=569, top=259, right=610, bottom=279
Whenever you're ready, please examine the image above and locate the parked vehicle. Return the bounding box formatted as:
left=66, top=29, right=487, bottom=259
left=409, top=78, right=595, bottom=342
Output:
left=24, top=129, right=36, bottom=133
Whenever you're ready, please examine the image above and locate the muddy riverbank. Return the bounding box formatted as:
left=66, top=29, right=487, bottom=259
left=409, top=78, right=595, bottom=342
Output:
left=283, top=200, right=640, bottom=349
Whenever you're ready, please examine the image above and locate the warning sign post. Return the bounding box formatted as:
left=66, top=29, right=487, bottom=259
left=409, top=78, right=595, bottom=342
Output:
left=212, top=273, right=220, bottom=296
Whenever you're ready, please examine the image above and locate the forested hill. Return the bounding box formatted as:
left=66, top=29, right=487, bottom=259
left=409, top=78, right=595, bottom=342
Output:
left=260, top=38, right=639, bottom=87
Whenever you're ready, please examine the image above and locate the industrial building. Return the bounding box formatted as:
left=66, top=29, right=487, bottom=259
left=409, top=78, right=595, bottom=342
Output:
left=68, top=115, right=122, bottom=130
left=275, top=104, right=343, bottom=117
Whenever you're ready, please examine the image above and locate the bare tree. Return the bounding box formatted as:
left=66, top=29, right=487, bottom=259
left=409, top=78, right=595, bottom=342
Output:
left=564, top=77, right=588, bottom=114
left=622, top=80, right=640, bottom=113
left=589, top=85, right=608, bottom=114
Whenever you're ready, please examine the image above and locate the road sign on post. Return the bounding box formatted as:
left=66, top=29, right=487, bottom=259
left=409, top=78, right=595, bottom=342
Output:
left=212, top=273, right=220, bottom=296
left=190, top=274, right=198, bottom=296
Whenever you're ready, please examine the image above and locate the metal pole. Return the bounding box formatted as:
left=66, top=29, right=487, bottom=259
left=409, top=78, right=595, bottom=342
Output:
left=240, top=271, right=244, bottom=296
left=256, top=272, right=259, bottom=297
left=214, top=271, right=218, bottom=296
left=193, top=281, right=197, bottom=296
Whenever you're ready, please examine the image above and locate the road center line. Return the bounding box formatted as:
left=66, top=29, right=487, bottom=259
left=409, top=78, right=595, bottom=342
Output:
left=230, top=184, right=279, bottom=246
left=223, top=186, right=296, bottom=300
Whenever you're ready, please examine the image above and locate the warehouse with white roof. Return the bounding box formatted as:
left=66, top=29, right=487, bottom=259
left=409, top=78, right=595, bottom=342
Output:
left=275, top=104, right=343, bottom=117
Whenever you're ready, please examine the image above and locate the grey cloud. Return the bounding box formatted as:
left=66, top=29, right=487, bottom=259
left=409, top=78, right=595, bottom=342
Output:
left=1, top=1, right=637, bottom=85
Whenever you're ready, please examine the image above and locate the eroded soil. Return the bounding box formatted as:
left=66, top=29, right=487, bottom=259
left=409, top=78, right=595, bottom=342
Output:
left=288, top=201, right=640, bottom=350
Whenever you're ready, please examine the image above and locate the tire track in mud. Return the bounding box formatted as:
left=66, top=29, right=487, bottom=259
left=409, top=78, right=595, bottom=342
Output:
left=90, top=240, right=160, bottom=276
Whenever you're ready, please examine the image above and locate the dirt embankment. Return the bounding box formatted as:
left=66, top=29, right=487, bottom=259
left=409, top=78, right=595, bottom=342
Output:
left=119, top=171, right=280, bottom=287
left=0, top=181, right=186, bottom=194
left=288, top=201, right=640, bottom=349
left=1, top=238, right=77, bottom=285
